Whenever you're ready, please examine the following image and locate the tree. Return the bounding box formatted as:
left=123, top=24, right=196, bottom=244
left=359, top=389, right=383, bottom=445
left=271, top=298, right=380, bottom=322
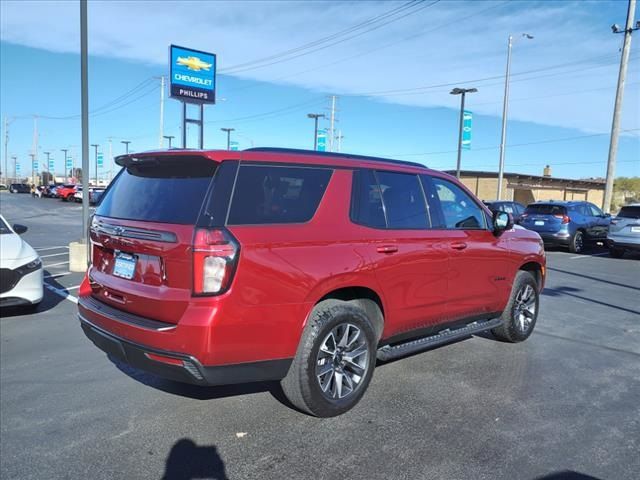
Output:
left=613, top=176, right=640, bottom=208
left=72, top=168, right=83, bottom=182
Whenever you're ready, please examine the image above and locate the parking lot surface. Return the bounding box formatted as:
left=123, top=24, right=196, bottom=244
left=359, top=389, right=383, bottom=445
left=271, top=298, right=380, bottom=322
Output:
left=1, top=192, right=639, bottom=480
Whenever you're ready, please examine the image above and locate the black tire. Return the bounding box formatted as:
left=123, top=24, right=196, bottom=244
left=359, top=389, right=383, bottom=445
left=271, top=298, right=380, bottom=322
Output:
left=281, top=299, right=377, bottom=417
left=492, top=271, right=539, bottom=343
left=609, top=247, right=625, bottom=258
left=569, top=230, right=585, bottom=254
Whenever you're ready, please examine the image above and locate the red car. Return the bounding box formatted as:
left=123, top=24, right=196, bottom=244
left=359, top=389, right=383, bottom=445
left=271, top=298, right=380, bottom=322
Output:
left=78, top=148, right=545, bottom=417
left=57, top=184, right=78, bottom=201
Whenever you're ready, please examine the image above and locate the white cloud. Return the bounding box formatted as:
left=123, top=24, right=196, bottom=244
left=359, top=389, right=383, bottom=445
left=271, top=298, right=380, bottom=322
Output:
left=1, top=0, right=638, bottom=134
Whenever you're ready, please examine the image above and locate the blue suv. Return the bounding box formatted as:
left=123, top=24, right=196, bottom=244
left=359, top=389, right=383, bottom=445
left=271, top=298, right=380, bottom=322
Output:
left=520, top=201, right=610, bottom=253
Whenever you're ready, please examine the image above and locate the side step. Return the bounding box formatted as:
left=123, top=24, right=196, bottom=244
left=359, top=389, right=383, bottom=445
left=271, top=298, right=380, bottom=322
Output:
left=376, top=317, right=503, bottom=362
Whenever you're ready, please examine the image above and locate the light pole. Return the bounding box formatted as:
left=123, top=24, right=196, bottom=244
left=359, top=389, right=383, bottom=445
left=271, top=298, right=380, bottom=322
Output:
left=163, top=135, right=174, bottom=149
left=497, top=33, right=534, bottom=200
left=121, top=140, right=131, bottom=154
left=450, top=87, right=477, bottom=179
left=11, top=155, right=17, bottom=182
left=61, top=149, right=69, bottom=180
left=604, top=2, right=639, bottom=212
left=220, top=128, right=235, bottom=150
left=91, top=144, right=99, bottom=186
left=44, top=151, right=51, bottom=183
left=29, top=153, right=36, bottom=186
left=307, top=113, right=325, bottom=150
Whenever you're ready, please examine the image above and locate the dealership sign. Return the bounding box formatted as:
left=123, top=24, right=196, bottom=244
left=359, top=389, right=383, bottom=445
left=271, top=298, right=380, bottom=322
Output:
left=462, top=110, right=472, bottom=150
left=170, top=45, right=216, bottom=104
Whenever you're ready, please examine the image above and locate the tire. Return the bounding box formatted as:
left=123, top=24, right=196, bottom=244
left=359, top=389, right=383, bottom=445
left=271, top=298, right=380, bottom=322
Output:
left=569, top=230, right=584, bottom=254
left=609, top=247, right=625, bottom=258
left=492, top=271, right=539, bottom=343
left=281, top=299, right=377, bottom=417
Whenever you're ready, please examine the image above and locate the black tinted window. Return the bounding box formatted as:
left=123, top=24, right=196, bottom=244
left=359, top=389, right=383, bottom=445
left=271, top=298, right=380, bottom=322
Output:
left=618, top=206, right=640, bottom=219
left=96, top=157, right=216, bottom=224
left=376, top=171, right=429, bottom=229
left=430, top=177, right=485, bottom=229
left=227, top=165, right=332, bottom=225
left=350, top=170, right=386, bottom=228
left=525, top=204, right=567, bottom=215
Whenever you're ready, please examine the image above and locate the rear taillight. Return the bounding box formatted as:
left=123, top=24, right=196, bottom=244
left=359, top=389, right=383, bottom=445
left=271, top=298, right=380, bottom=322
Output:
left=521, top=213, right=528, bottom=219
left=554, top=214, right=571, bottom=224
left=192, top=228, right=239, bottom=295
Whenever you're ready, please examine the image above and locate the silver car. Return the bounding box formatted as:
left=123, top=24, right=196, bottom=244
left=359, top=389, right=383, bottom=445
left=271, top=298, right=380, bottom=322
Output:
left=608, top=203, right=640, bottom=258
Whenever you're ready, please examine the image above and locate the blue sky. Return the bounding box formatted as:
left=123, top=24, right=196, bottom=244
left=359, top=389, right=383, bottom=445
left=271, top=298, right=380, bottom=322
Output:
left=0, top=0, right=638, bottom=180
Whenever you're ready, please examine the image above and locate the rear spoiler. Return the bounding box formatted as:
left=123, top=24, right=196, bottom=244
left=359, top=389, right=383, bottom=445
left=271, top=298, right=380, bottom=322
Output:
left=115, top=151, right=220, bottom=168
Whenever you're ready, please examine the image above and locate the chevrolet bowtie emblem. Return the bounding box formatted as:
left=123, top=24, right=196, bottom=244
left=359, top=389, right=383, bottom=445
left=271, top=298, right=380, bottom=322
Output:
left=176, top=56, right=212, bottom=72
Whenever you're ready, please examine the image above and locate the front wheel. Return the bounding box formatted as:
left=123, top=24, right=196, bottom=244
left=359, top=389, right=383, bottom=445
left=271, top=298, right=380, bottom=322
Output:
left=492, top=271, right=539, bottom=343
left=281, top=300, right=377, bottom=417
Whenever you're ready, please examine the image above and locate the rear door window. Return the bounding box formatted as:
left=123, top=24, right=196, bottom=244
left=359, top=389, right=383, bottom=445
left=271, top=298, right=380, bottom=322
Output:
left=618, top=206, right=640, bottom=219
left=227, top=165, right=332, bottom=225
left=375, top=171, right=430, bottom=229
left=96, top=156, right=217, bottom=224
left=525, top=204, right=567, bottom=216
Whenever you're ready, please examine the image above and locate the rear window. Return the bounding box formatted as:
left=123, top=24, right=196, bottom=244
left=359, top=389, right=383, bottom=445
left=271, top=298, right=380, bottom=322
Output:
left=96, top=157, right=216, bottom=224
left=618, top=206, right=640, bottom=219
left=525, top=204, right=567, bottom=215
left=227, top=165, right=332, bottom=225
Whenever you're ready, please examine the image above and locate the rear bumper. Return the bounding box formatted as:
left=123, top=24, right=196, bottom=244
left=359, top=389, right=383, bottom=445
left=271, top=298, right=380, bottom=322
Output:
left=607, top=237, right=640, bottom=251
left=78, top=297, right=292, bottom=386
left=538, top=231, right=571, bottom=246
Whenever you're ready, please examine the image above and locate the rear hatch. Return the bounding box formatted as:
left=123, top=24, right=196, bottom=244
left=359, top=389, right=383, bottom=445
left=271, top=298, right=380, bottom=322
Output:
left=520, top=204, right=568, bottom=232
left=89, top=153, right=219, bottom=324
left=610, top=205, right=640, bottom=239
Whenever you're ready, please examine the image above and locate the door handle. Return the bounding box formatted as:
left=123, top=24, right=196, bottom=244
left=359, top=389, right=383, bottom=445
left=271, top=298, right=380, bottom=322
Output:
left=376, top=245, right=398, bottom=254
left=450, top=242, right=467, bottom=251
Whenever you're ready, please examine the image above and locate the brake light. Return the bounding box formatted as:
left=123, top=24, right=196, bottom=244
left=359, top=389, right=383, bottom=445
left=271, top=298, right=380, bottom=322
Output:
left=521, top=213, right=528, bottom=219
left=192, top=228, right=239, bottom=295
left=554, top=214, right=571, bottom=224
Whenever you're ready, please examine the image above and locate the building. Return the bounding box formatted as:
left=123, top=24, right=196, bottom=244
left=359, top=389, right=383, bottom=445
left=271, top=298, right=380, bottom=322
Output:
left=448, top=167, right=606, bottom=208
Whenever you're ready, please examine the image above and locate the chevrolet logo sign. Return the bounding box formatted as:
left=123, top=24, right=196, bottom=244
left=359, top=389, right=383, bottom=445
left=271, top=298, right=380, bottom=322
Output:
left=176, top=56, right=212, bottom=72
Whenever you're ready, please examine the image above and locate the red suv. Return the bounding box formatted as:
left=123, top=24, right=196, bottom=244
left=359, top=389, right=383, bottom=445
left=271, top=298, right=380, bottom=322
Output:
left=57, top=184, right=78, bottom=201
left=78, top=148, right=545, bottom=417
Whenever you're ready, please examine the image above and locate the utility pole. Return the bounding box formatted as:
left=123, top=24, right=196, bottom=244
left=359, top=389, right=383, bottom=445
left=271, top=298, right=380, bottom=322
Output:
left=604, top=0, right=639, bottom=213
left=61, top=148, right=69, bottom=180
left=3, top=117, right=8, bottom=184
left=220, top=128, right=235, bottom=150
left=497, top=33, right=534, bottom=199
left=450, top=87, right=478, bottom=179
left=158, top=75, right=165, bottom=148
left=121, top=140, right=131, bottom=154
left=91, top=144, right=99, bottom=186
left=307, top=113, right=325, bottom=150
left=44, top=151, right=51, bottom=182
left=163, top=135, right=174, bottom=149
left=80, top=0, right=90, bottom=250
left=328, top=95, right=337, bottom=152
left=31, top=116, right=38, bottom=177
left=29, top=153, right=36, bottom=186
left=11, top=155, right=17, bottom=182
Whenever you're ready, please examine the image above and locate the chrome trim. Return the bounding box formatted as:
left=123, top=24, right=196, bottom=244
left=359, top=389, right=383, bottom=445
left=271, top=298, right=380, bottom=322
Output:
left=91, top=220, right=178, bottom=243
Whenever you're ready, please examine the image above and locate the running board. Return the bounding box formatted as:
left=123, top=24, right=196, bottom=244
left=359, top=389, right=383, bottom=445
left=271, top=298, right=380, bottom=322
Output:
left=376, top=318, right=503, bottom=362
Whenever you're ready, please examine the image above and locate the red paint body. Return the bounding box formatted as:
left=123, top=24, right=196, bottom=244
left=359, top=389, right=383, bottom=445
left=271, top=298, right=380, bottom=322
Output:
left=78, top=149, right=545, bottom=375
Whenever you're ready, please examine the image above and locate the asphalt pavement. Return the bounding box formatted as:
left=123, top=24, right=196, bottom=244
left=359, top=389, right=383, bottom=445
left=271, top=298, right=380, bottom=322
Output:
left=1, top=192, right=639, bottom=480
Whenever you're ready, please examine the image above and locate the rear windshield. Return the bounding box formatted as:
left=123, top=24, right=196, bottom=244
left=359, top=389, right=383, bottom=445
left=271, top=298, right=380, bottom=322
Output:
left=618, top=206, right=640, bottom=219
left=96, top=157, right=216, bottom=224
left=525, top=204, right=567, bottom=215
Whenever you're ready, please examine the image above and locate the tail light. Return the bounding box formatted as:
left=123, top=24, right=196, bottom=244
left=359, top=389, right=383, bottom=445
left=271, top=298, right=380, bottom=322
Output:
left=192, top=228, right=239, bottom=295
left=521, top=213, right=528, bottom=219
left=554, top=214, right=571, bottom=224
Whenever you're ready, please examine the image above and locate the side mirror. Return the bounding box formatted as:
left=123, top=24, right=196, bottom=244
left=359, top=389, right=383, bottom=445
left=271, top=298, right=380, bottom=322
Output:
left=12, top=224, right=28, bottom=235
left=493, top=211, right=513, bottom=235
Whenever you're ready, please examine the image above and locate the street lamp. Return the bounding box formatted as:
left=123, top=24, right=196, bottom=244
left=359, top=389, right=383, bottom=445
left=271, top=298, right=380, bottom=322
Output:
left=163, top=135, right=175, bottom=149
left=450, top=87, right=477, bottom=179
left=91, top=144, right=99, bottom=186
left=497, top=33, right=534, bottom=199
left=307, top=113, right=325, bottom=151
left=121, top=140, right=131, bottom=154
left=220, top=128, right=235, bottom=150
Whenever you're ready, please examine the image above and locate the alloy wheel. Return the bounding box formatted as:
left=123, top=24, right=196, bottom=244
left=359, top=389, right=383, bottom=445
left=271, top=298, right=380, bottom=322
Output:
left=513, top=284, right=536, bottom=333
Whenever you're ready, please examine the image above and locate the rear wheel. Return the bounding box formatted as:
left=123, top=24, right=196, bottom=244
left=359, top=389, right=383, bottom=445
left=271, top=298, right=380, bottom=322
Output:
left=281, top=300, right=376, bottom=417
left=569, top=230, right=584, bottom=254
left=492, top=271, right=539, bottom=343
left=609, top=247, right=625, bottom=258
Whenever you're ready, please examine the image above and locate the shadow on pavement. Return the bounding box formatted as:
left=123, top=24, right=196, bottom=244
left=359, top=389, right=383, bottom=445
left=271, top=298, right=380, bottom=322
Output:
left=162, top=438, right=227, bottom=480
left=542, top=286, right=640, bottom=315
left=0, top=271, right=67, bottom=318
left=534, top=470, right=602, bottom=480
left=547, top=267, right=640, bottom=291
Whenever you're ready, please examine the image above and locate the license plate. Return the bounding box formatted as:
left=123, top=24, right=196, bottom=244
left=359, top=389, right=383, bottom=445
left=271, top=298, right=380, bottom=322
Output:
left=535, top=220, right=545, bottom=226
left=632, top=226, right=640, bottom=233
left=113, top=252, right=136, bottom=279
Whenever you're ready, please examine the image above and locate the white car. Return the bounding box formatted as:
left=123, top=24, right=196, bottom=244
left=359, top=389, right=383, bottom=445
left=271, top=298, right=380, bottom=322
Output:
left=0, top=215, right=43, bottom=308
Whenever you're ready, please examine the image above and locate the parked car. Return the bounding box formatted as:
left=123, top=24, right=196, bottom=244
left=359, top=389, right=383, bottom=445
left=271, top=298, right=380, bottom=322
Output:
left=608, top=203, right=640, bottom=258
left=0, top=215, right=43, bottom=308
left=74, top=187, right=105, bottom=205
left=0, top=184, right=7, bottom=191
left=519, top=200, right=610, bottom=253
left=57, top=184, right=78, bottom=201
left=78, top=148, right=545, bottom=417
left=73, top=187, right=83, bottom=203
left=483, top=200, right=526, bottom=223
left=9, top=183, right=30, bottom=194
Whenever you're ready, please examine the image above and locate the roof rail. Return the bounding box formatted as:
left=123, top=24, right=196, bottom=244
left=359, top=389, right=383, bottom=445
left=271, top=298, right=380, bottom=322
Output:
left=243, top=147, right=427, bottom=169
